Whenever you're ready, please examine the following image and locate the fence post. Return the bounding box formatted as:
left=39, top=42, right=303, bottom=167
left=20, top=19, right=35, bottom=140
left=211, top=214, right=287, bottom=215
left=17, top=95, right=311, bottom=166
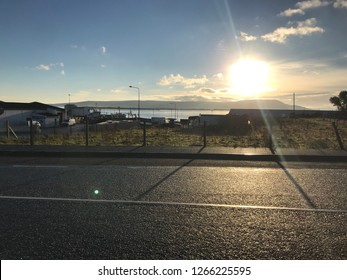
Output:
left=29, top=119, right=34, bottom=146
left=85, top=117, right=89, bottom=146
left=332, top=121, right=344, bottom=150
left=268, top=123, right=274, bottom=152
left=6, top=120, right=10, bottom=139
left=203, top=121, right=207, bottom=147
left=54, top=119, right=57, bottom=135
left=143, top=122, right=147, bottom=146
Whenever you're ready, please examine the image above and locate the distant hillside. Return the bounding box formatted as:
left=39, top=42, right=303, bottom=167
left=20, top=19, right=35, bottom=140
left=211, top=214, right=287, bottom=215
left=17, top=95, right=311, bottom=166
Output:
left=54, top=99, right=307, bottom=110
left=229, top=99, right=307, bottom=110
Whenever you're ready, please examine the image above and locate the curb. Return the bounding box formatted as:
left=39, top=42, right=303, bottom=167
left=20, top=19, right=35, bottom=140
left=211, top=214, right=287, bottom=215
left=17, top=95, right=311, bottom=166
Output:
left=1, top=150, right=346, bottom=162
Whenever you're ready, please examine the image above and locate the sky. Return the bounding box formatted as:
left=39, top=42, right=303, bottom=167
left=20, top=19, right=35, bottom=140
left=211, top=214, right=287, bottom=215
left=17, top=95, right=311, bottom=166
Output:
left=0, top=0, right=347, bottom=109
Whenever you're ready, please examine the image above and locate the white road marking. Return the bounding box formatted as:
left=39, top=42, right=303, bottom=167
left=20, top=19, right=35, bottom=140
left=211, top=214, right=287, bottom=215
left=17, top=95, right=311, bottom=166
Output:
left=0, top=195, right=346, bottom=214
left=11, top=165, right=69, bottom=168
left=6, top=165, right=177, bottom=169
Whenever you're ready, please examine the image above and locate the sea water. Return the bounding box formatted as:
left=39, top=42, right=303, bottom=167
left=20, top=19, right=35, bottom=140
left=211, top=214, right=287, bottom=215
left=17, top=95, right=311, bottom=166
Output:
left=99, top=109, right=230, bottom=120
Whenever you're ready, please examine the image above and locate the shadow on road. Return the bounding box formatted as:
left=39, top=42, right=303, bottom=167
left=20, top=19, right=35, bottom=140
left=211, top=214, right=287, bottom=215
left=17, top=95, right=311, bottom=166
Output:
left=274, top=156, right=317, bottom=209
left=134, top=147, right=205, bottom=200
left=270, top=146, right=317, bottom=208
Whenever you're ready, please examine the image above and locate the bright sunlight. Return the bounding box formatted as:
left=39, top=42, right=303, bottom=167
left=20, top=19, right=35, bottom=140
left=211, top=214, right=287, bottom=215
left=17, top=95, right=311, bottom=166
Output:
left=230, top=59, right=270, bottom=97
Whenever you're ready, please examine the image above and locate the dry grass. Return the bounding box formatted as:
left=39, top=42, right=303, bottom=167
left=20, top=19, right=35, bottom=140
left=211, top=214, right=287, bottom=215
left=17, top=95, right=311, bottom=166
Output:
left=271, top=118, right=347, bottom=149
left=1, top=117, right=346, bottom=149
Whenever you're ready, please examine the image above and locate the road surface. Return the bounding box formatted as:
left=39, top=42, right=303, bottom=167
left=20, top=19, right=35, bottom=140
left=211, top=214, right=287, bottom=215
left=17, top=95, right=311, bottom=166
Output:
left=0, top=156, right=346, bottom=259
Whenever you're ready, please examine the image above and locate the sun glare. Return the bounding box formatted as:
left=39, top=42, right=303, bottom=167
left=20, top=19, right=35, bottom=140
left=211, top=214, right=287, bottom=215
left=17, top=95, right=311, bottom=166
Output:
left=230, top=59, right=270, bottom=97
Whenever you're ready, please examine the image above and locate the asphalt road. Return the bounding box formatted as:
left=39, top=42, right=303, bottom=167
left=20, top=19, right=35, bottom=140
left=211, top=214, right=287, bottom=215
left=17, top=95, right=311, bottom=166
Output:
left=0, top=157, right=346, bottom=259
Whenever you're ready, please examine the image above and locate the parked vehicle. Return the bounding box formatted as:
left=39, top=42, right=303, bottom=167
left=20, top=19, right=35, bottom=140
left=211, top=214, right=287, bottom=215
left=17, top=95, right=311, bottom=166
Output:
left=61, top=118, right=76, bottom=126
left=27, top=120, right=41, bottom=128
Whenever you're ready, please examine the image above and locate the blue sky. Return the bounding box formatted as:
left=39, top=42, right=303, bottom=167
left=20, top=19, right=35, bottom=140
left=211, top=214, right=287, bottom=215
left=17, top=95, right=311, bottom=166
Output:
left=1, top=0, right=347, bottom=109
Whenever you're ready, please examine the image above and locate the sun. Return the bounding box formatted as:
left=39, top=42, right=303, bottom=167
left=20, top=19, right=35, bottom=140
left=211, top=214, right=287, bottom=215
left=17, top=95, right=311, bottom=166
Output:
left=230, top=59, right=270, bottom=97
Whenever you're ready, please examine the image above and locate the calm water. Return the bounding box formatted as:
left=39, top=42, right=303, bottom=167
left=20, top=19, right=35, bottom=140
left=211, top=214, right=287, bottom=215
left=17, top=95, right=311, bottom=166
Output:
left=100, top=109, right=230, bottom=120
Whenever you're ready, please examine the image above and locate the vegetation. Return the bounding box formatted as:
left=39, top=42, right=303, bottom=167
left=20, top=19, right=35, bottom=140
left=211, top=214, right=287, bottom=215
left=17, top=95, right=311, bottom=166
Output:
left=330, top=90, right=347, bottom=112
left=1, top=116, right=346, bottom=150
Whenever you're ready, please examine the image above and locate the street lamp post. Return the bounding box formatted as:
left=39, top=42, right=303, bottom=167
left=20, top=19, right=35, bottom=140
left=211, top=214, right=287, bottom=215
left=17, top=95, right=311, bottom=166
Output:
left=129, top=86, right=140, bottom=119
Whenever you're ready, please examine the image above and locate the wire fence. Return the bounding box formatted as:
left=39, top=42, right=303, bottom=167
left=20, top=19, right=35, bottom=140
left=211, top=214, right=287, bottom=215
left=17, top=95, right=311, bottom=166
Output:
left=1, top=116, right=346, bottom=150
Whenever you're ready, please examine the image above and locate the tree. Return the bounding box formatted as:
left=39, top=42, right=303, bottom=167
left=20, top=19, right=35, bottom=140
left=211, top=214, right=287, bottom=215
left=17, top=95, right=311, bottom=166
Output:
left=330, top=90, right=347, bottom=111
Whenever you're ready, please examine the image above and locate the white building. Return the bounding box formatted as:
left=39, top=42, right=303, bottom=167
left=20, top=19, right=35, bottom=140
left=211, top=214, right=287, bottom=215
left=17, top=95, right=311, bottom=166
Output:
left=0, top=101, right=64, bottom=131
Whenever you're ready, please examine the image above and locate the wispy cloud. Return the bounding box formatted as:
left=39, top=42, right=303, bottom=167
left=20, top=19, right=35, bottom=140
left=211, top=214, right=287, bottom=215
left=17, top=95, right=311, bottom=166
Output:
left=110, top=88, right=125, bottom=94
left=238, top=31, right=257, bottom=42
left=296, top=0, right=331, bottom=10
left=35, top=64, right=51, bottom=71
left=70, top=44, right=87, bottom=51
left=35, top=62, right=65, bottom=75
left=279, top=8, right=305, bottom=17
left=52, top=62, right=64, bottom=68
left=158, top=74, right=208, bottom=89
left=279, top=0, right=332, bottom=17
left=261, top=18, right=324, bottom=44
left=334, top=0, right=347, bottom=8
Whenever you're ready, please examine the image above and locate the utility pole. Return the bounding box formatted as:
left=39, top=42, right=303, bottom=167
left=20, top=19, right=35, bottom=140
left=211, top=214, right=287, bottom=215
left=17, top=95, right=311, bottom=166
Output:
left=293, top=92, right=296, bottom=116
left=129, top=86, right=140, bottom=119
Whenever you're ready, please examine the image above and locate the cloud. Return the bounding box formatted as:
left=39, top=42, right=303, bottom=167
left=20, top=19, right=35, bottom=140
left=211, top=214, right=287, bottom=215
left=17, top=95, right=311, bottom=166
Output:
left=279, top=0, right=332, bottom=17
left=49, top=62, right=64, bottom=68
left=35, top=62, right=65, bottom=75
left=261, top=18, right=324, bottom=43
left=100, top=46, right=107, bottom=55
left=110, top=89, right=124, bottom=94
left=158, top=74, right=208, bottom=88
left=334, top=0, right=347, bottom=8
left=238, top=32, right=257, bottom=42
left=199, top=88, right=216, bottom=94
left=70, top=45, right=87, bottom=51
left=169, top=88, right=235, bottom=102
left=35, top=64, right=51, bottom=71
left=211, top=73, right=224, bottom=81
left=275, top=60, right=327, bottom=73
left=279, top=8, right=305, bottom=17
left=296, top=0, right=331, bottom=10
